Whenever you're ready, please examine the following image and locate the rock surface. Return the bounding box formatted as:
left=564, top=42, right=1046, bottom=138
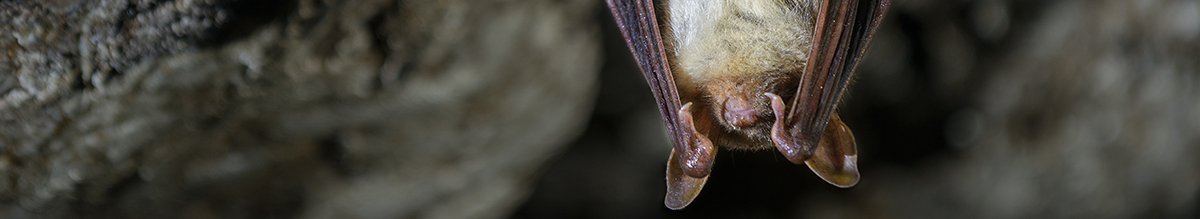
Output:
left=0, top=0, right=599, bottom=218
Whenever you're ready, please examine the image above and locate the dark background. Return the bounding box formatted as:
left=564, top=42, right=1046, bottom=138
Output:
left=514, top=0, right=1200, bottom=218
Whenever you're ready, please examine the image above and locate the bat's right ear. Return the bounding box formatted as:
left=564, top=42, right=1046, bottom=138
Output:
left=804, top=114, right=859, bottom=187
left=665, top=149, right=709, bottom=210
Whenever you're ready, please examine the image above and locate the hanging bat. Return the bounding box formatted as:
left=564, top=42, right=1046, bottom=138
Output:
left=606, top=0, right=891, bottom=209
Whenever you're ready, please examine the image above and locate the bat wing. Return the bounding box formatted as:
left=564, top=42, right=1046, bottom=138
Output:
left=607, top=0, right=715, bottom=209
left=771, top=0, right=891, bottom=187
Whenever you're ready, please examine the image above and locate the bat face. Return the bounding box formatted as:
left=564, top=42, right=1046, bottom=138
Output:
left=608, top=0, right=890, bottom=210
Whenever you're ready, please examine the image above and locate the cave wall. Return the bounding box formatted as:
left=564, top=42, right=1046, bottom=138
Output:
left=1, top=0, right=600, bottom=218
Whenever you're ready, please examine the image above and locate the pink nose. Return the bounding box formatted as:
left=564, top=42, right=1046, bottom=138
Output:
left=724, top=96, right=758, bottom=127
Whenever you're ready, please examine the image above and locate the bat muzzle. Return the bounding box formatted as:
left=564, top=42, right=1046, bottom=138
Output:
left=722, top=95, right=760, bottom=128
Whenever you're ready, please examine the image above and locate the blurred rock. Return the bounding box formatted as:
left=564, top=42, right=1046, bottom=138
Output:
left=835, top=1, right=1200, bottom=218
left=0, top=0, right=599, bottom=218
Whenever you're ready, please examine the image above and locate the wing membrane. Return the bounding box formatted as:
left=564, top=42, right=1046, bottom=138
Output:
left=606, top=0, right=686, bottom=150
left=772, top=0, right=890, bottom=187
left=776, top=0, right=890, bottom=162
left=607, top=0, right=714, bottom=208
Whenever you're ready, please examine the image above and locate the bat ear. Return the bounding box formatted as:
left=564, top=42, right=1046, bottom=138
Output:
left=665, top=149, right=709, bottom=210
left=804, top=114, right=860, bottom=187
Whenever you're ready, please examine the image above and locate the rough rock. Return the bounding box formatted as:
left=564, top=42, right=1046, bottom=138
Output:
left=0, top=0, right=599, bottom=218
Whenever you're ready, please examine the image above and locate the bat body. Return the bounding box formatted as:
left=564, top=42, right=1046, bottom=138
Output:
left=608, top=0, right=889, bottom=210
left=665, top=0, right=809, bottom=149
left=664, top=0, right=819, bottom=151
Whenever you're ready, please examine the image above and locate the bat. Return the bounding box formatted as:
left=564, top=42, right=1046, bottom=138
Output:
left=606, top=0, right=891, bottom=209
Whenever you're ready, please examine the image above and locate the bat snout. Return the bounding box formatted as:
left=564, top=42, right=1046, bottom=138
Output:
left=723, top=95, right=760, bottom=127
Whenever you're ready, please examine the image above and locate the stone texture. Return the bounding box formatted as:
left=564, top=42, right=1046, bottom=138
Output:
left=0, top=0, right=600, bottom=218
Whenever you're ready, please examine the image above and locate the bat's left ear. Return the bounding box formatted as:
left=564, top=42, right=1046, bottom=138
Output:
left=805, top=114, right=859, bottom=187
left=665, top=149, right=709, bottom=210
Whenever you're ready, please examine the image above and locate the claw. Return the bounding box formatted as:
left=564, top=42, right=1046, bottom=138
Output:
left=766, top=93, right=809, bottom=164
left=677, top=103, right=717, bottom=178
left=766, top=93, right=859, bottom=187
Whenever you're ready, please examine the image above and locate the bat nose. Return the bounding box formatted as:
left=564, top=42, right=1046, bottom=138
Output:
left=724, top=96, right=758, bottom=127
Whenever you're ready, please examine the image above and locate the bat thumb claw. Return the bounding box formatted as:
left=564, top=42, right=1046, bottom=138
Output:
left=678, top=102, right=716, bottom=178
left=766, top=93, right=809, bottom=164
